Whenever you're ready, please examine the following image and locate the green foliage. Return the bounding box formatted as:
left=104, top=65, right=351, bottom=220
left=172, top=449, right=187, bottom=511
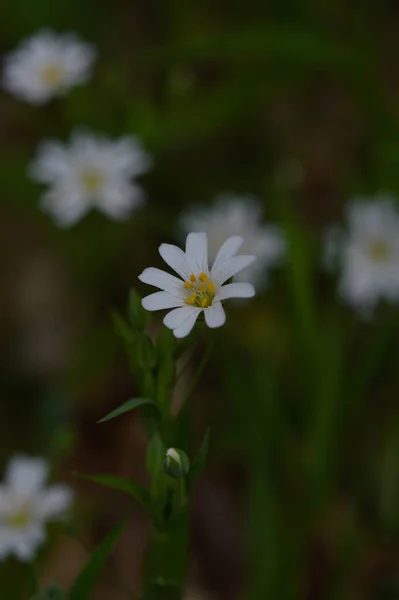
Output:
left=74, top=472, right=149, bottom=509
left=98, top=397, right=160, bottom=423
left=69, top=518, right=127, bottom=600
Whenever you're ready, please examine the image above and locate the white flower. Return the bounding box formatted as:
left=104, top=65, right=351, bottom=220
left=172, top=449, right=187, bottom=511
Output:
left=139, top=232, right=256, bottom=338
left=29, top=130, right=152, bottom=227
left=2, top=29, right=96, bottom=105
left=324, top=195, right=399, bottom=312
left=179, top=194, right=285, bottom=287
left=0, top=456, right=73, bottom=561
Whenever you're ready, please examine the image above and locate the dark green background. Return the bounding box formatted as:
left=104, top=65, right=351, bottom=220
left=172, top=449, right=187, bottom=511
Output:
left=2, top=1, right=399, bottom=598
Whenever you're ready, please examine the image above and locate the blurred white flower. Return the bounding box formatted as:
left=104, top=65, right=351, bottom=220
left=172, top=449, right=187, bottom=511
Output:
left=180, top=195, right=285, bottom=287
left=324, top=195, right=399, bottom=313
left=29, top=130, right=152, bottom=227
left=139, top=232, right=256, bottom=338
left=2, top=29, right=96, bottom=105
left=0, top=456, right=73, bottom=561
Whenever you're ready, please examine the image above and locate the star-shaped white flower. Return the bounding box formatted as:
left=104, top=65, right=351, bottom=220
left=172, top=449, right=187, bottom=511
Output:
left=29, top=130, right=152, bottom=227
left=0, top=456, right=73, bottom=561
left=324, top=195, right=399, bottom=313
left=2, top=29, right=96, bottom=105
left=179, top=194, right=285, bottom=288
left=139, top=232, right=256, bottom=338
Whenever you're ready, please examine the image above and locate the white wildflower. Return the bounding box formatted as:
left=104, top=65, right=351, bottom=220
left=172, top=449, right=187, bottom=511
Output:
left=0, top=456, right=73, bottom=561
left=180, top=194, right=284, bottom=287
left=139, top=232, right=256, bottom=338
left=29, top=130, right=152, bottom=227
left=2, top=29, right=96, bottom=104
left=324, top=195, right=399, bottom=313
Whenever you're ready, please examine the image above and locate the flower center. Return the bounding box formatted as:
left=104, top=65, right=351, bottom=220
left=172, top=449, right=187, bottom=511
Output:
left=184, top=272, right=215, bottom=308
left=40, top=63, right=64, bottom=86
left=6, top=505, right=32, bottom=528
left=368, top=239, right=390, bottom=262
left=80, top=167, right=105, bottom=194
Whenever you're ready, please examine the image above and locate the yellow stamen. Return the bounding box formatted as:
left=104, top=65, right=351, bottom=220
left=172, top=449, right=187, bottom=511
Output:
left=369, top=240, right=390, bottom=262
left=41, top=64, right=63, bottom=85
left=7, top=509, right=31, bottom=528
left=208, top=281, right=216, bottom=293
left=81, top=168, right=104, bottom=193
left=199, top=283, right=206, bottom=292
left=185, top=291, right=197, bottom=304
left=199, top=273, right=208, bottom=283
left=184, top=282, right=194, bottom=289
left=200, top=297, right=208, bottom=307
left=189, top=274, right=197, bottom=282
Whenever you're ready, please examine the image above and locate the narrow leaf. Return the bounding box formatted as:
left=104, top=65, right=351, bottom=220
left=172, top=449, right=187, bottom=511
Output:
left=189, top=429, right=210, bottom=483
left=74, top=473, right=149, bottom=508
left=69, top=517, right=127, bottom=600
left=98, top=398, right=160, bottom=423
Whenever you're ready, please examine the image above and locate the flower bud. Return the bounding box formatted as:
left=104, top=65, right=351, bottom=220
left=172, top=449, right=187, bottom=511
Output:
left=164, top=448, right=190, bottom=479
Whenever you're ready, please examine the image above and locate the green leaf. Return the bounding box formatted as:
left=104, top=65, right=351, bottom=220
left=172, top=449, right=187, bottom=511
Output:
left=29, top=584, right=66, bottom=600
left=111, top=311, right=135, bottom=344
left=98, top=398, right=160, bottom=423
left=74, top=473, right=149, bottom=508
left=69, top=518, right=127, bottom=600
left=189, top=429, right=210, bottom=485
left=137, top=334, right=157, bottom=370
left=128, top=289, right=149, bottom=330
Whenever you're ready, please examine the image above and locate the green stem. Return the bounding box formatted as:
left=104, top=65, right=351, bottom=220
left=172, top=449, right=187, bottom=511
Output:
left=145, top=334, right=215, bottom=599
left=144, top=514, right=189, bottom=600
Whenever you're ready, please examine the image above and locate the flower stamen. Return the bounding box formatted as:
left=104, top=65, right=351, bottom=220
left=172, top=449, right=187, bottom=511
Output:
left=183, top=274, right=215, bottom=308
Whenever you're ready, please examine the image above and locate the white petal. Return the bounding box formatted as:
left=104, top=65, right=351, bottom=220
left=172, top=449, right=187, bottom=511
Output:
left=10, top=525, right=45, bottom=561
left=204, top=302, right=226, bottom=328
left=173, top=310, right=200, bottom=338
left=216, top=282, right=255, bottom=300
left=97, top=183, right=144, bottom=220
left=139, top=267, right=184, bottom=297
left=6, top=456, right=48, bottom=494
left=211, top=255, right=257, bottom=284
left=37, top=485, right=73, bottom=520
left=211, top=236, right=244, bottom=270
left=163, top=306, right=198, bottom=330
left=40, top=190, right=91, bottom=227
left=142, top=292, right=184, bottom=311
left=185, top=232, right=209, bottom=273
left=28, top=141, right=71, bottom=182
left=159, top=243, right=192, bottom=280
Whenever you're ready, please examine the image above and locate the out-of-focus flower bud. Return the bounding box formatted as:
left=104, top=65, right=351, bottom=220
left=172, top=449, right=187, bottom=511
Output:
left=164, top=448, right=190, bottom=479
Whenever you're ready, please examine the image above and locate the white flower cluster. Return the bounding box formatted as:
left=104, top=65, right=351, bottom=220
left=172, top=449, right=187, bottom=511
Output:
left=2, top=29, right=151, bottom=227
left=324, top=195, right=399, bottom=314
left=29, top=130, right=152, bottom=227
left=2, top=29, right=96, bottom=105
left=0, top=456, right=73, bottom=561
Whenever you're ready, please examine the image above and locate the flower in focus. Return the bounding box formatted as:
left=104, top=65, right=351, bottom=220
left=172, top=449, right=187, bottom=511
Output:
left=29, top=130, right=152, bottom=227
left=0, top=456, right=73, bottom=561
left=324, top=195, right=399, bottom=313
left=139, top=232, right=256, bottom=338
left=179, top=194, right=285, bottom=287
left=2, top=29, right=96, bottom=105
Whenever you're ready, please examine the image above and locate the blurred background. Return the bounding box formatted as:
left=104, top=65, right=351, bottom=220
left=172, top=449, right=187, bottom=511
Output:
left=2, top=1, right=399, bottom=598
